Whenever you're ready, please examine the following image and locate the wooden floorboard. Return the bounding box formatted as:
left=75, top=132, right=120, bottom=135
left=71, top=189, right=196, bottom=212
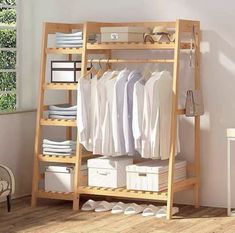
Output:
left=0, top=196, right=234, bottom=233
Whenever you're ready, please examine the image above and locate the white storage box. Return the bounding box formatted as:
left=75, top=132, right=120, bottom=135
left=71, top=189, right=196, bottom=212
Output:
left=126, top=159, right=186, bottom=192
left=101, top=27, right=148, bottom=43
left=88, top=156, right=133, bottom=188
left=45, top=164, right=87, bottom=192
left=51, top=61, right=91, bottom=83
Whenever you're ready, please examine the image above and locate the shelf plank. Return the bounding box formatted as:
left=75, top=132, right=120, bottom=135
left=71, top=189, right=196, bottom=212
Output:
left=86, top=42, right=192, bottom=50
left=78, top=186, right=168, bottom=201
left=46, top=47, right=83, bottom=54
left=37, top=190, right=74, bottom=200
left=38, top=154, right=76, bottom=163
left=44, top=83, right=78, bottom=90
left=40, top=118, right=77, bottom=127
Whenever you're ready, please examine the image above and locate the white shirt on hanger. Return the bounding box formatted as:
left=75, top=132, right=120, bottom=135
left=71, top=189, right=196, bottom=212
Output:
left=93, top=71, right=113, bottom=154
left=112, top=69, right=130, bottom=155
left=102, top=77, right=117, bottom=156
left=123, top=70, right=142, bottom=155
left=141, top=72, right=161, bottom=159
left=132, top=78, right=147, bottom=154
left=77, top=77, right=92, bottom=151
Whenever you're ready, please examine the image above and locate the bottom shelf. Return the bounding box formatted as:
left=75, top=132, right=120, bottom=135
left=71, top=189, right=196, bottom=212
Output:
left=37, top=190, right=74, bottom=201
left=78, top=178, right=197, bottom=202
left=78, top=186, right=168, bottom=201
left=36, top=178, right=196, bottom=202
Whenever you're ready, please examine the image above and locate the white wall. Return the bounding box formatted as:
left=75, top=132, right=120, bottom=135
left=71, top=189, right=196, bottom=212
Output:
left=14, top=0, right=235, bottom=207
left=0, top=112, right=36, bottom=199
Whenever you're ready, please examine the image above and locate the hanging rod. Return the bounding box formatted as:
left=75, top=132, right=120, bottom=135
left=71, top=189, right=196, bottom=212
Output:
left=88, top=59, right=174, bottom=63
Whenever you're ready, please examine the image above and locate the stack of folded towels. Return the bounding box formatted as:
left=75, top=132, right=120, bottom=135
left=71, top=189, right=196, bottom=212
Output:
left=56, top=32, right=98, bottom=48
left=43, top=139, right=76, bottom=156
left=56, top=31, right=83, bottom=48
left=48, top=105, right=77, bottom=120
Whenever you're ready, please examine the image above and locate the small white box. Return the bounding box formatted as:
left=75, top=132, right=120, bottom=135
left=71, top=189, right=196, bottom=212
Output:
left=126, top=159, right=186, bottom=192
left=45, top=164, right=87, bottom=192
left=88, top=156, right=133, bottom=188
left=101, top=26, right=148, bottom=43
left=51, top=61, right=91, bottom=83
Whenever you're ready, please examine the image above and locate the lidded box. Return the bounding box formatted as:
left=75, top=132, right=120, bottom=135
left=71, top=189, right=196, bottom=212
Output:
left=126, top=159, right=186, bottom=192
left=45, top=164, right=87, bottom=192
left=100, top=26, right=148, bottom=43
left=88, top=156, right=133, bottom=188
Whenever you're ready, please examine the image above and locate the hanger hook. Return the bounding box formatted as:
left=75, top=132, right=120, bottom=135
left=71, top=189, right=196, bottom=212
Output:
left=99, top=58, right=102, bottom=69
left=90, top=58, right=94, bottom=68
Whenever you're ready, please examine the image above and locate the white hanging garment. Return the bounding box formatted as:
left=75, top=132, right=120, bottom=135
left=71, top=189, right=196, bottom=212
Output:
left=101, top=77, right=117, bottom=156
left=77, top=77, right=92, bottom=151
left=141, top=72, right=161, bottom=159
left=93, top=71, right=116, bottom=154
left=132, top=79, right=147, bottom=154
left=123, top=70, right=142, bottom=155
left=112, top=69, right=130, bottom=155
left=142, top=71, right=180, bottom=160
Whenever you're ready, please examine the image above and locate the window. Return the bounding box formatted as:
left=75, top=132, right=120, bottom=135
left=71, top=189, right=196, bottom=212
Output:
left=0, top=0, right=17, bottom=111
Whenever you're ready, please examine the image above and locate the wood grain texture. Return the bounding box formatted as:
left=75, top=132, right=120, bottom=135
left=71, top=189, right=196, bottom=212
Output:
left=0, top=197, right=233, bottom=233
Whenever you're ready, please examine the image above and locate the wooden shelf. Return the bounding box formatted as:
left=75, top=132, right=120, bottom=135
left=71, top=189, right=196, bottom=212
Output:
left=38, top=154, right=76, bottom=163
left=78, top=178, right=196, bottom=202
left=78, top=186, right=168, bottom=201
left=86, top=42, right=192, bottom=50
left=44, top=83, right=78, bottom=90
left=37, top=190, right=74, bottom=201
left=40, top=118, right=77, bottom=127
left=46, top=47, right=83, bottom=54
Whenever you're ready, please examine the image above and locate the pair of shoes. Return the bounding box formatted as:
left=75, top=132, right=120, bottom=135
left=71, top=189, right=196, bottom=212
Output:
left=142, top=205, right=179, bottom=218
left=81, top=200, right=116, bottom=212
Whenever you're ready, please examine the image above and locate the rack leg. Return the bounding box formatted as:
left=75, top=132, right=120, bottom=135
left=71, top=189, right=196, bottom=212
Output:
left=73, top=195, right=79, bottom=211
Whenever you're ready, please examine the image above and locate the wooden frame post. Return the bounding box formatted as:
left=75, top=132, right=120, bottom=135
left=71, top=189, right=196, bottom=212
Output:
left=166, top=19, right=181, bottom=220
left=31, top=23, right=48, bottom=207
left=193, top=22, right=201, bottom=208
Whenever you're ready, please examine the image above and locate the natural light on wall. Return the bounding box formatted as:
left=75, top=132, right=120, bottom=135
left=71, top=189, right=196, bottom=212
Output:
left=0, top=0, right=17, bottom=111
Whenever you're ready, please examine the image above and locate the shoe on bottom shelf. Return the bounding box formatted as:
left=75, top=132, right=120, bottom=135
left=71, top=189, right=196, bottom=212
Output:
left=95, top=201, right=117, bottom=212
left=155, top=206, right=179, bottom=218
left=81, top=199, right=100, bottom=211
left=124, top=203, right=146, bottom=215
left=142, top=204, right=162, bottom=217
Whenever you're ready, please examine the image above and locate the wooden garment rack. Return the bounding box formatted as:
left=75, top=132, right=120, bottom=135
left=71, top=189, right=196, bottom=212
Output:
left=31, top=19, right=201, bottom=220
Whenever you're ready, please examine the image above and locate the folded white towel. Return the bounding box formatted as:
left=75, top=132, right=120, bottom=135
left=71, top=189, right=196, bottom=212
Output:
left=43, top=148, right=75, bottom=153
left=49, top=114, right=77, bottom=120
left=56, top=44, right=83, bottom=48
left=43, top=139, right=76, bottom=146
left=48, top=110, right=77, bottom=116
left=43, top=151, right=75, bottom=156
left=56, top=31, right=83, bottom=37
left=48, top=105, right=77, bottom=111
left=43, top=144, right=76, bottom=150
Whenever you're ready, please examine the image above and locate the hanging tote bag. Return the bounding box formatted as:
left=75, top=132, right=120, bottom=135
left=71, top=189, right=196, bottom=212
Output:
left=185, top=90, right=204, bottom=117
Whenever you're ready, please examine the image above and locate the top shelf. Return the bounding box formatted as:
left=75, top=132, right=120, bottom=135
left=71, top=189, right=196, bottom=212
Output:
left=86, top=42, right=193, bottom=50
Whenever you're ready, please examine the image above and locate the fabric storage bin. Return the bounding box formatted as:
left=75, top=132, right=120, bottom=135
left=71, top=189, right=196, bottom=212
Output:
left=51, top=61, right=91, bottom=83
left=126, top=159, right=186, bottom=192
left=88, top=156, right=133, bottom=188
left=100, top=27, right=148, bottom=43
left=45, top=164, right=87, bottom=192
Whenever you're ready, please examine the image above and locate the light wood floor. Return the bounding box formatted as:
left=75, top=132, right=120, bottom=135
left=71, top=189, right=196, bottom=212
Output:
left=0, top=196, right=234, bottom=233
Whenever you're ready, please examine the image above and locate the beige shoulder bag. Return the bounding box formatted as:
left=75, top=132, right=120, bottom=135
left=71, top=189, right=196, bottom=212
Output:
left=185, top=90, right=204, bottom=117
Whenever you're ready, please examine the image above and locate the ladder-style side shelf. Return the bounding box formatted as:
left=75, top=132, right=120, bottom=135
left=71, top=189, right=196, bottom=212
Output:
left=31, top=22, right=85, bottom=211
left=31, top=19, right=201, bottom=220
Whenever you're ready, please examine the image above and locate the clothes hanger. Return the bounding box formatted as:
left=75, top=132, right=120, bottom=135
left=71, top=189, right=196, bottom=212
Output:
left=106, top=59, right=112, bottom=71
left=97, top=58, right=105, bottom=78
left=82, top=58, right=98, bottom=79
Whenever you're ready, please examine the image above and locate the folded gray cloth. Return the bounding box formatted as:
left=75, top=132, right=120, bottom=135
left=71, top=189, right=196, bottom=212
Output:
left=43, top=144, right=76, bottom=150
left=48, top=110, right=77, bottom=116
left=48, top=105, right=77, bottom=111
left=42, top=151, right=75, bottom=156
left=49, top=114, right=76, bottom=120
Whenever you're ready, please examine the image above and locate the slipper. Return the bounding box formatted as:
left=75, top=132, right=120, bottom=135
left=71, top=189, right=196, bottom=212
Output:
left=111, top=202, right=128, bottom=214
left=124, top=203, right=146, bottom=215
left=95, top=201, right=116, bottom=212
left=155, top=206, right=179, bottom=218
left=81, top=199, right=100, bottom=211
left=142, top=204, right=161, bottom=217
